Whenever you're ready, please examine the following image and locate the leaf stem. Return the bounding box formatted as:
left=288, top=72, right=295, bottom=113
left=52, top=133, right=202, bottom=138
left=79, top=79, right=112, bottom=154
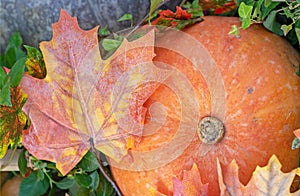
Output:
left=90, top=139, right=122, bottom=196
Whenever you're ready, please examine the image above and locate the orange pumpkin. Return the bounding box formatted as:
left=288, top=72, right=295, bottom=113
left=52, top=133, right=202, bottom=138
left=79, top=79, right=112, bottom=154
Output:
left=110, top=16, right=300, bottom=195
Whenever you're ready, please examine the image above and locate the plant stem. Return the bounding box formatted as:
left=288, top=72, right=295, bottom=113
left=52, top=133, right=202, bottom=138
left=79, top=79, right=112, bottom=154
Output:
left=90, top=139, right=122, bottom=196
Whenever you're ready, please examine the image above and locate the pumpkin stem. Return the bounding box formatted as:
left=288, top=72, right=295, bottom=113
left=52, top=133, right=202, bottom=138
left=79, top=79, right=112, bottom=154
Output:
left=198, top=116, right=225, bottom=144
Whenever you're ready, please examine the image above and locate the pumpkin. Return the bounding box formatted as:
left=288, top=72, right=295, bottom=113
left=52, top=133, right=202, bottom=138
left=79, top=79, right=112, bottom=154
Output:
left=110, top=16, right=300, bottom=195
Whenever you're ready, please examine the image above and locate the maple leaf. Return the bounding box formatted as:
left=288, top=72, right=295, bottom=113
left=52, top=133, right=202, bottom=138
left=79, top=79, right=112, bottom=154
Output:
left=217, top=155, right=300, bottom=196
left=0, top=87, right=28, bottom=158
left=173, top=163, right=208, bottom=196
left=149, top=163, right=208, bottom=196
left=20, top=9, right=170, bottom=175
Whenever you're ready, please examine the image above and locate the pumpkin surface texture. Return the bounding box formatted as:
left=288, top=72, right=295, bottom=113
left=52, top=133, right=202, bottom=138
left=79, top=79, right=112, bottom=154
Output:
left=110, top=16, right=300, bottom=196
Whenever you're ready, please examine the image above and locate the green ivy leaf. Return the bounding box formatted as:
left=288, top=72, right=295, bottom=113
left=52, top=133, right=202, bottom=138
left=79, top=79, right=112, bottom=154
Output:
left=18, top=148, right=28, bottom=175
left=24, top=45, right=47, bottom=79
left=261, top=2, right=279, bottom=19
left=56, top=176, right=75, bottom=189
left=75, top=173, right=92, bottom=188
left=281, top=24, right=293, bottom=36
left=0, top=87, right=27, bottom=158
left=117, top=14, right=133, bottom=22
left=228, top=25, right=240, bottom=37
left=102, top=39, right=122, bottom=52
left=8, top=57, right=26, bottom=87
left=263, top=10, right=283, bottom=36
left=19, top=170, right=50, bottom=196
left=98, top=27, right=110, bottom=37
left=6, top=32, right=23, bottom=50
left=77, top=150, right=100, bottom=172
left=238, top=2, right=253, bottom=29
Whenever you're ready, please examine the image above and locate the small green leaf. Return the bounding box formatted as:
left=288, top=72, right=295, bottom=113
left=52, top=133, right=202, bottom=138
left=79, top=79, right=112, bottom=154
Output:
left=261, top=2, right=279, bottom=19
left=0, top=54, right=5, bottom=67
left=56, top=176, right=75, bottom=189
left=102, top=39, right=122, bottom=52
left=263, top=10, right=283, bottom=36
left=89, top=171, right=100, bottom=191
left=283, top=8, right=294, bottom=19
left=98, top=27, right=110, bottom=37
left=24, top=45, right=47, bottom=79
left=19, top=170, right=50, bottom=196
left=281, top=24, right=293, bottom=36
left=8, top=57, right=26, bottom=87
left=75, top=173, right=92, bottom=188
left=77, top=150, right=100, bottom=172
left=238, top=2, right=253, bottom=19
left=18, top=148, right=28, bottom=175
left=228, top=25, right=240, bottom=37
left=238, top=2, right=253, bottom=29
left=150, top=0, right=164, bottom=18
left=117, top=13, right=133, bottom=22
left=292, top=137, right=300, bottom=150
left=6, top=32, right=23, bottom=50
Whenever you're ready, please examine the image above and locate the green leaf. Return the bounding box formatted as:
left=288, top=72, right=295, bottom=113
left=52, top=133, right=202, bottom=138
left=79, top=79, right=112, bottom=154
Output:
left=0, top=87, right=27, bottom=158
left=238, top=2, right=253, bottom=18
left=281, top=24, right=293, bottom=36
left=261, top=2, right=279, bottom=19
left=77, top=151, right=100, bottom=172
left=0, top=68, right=11, bottom=106
left=56, top=176, right=75, bottom=189
left=264, top=0, right=272, bottom=8
left=292, top=137, right=300, bottom=150
left=149, top=0, right=164, bottom=18
left=283, top=8, right=294, bottom=19
left=98, top=27, right=110, bottom=37
left=117, top=14, right=133, bottom=22
left=75, top=173, right=92, bottom=188
left=24, top=45, right=47, bottom=79
left=18, top=148, right=28, bottom=175
left=19, top=170, right=50, bottom=196
left=89, top=171, right=100, bottom=191
left=228, top=25, right=240, bottom=37
left=295, top=28, right=300, bottom=46
left=6, top=32, right=22, bottom=50
left=0, top=54, right=5, bottom=67
left=238, top=2, right=253, bottom=29
left=5, top=47, right=26, bottom=69
left=8, top=57, right=26, bottom=87
left=102, top=39, right=122, bottom=52
left=263, top=10, right=283, bottom=36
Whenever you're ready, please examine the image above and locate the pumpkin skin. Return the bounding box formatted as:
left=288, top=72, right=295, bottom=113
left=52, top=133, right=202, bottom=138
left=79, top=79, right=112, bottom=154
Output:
left=110, top=16, right=300, bottom=196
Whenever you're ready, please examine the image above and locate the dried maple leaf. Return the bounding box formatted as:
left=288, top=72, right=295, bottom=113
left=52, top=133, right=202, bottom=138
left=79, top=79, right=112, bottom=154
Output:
left=217, top=155, right=300, bottom=196
left=20, top=9, right=169, bottom=175
left=0, top=87, right=27, bottom=158
left=149, top=163, right=208, bottom=196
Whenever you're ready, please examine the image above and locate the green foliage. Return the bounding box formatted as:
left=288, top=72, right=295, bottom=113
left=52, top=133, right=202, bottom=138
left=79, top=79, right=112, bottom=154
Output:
left=149, top=0, right=165, bottom=24
left=234, top=0, right=300, bottom=47
left=228, top=24, right=240, bottom=37
left=1, top=32, right=26, bottom=69
left=19, top=170, right=50, bottom=196
left=18, top=148, right=28, bottom=175
left=117, top=13, right=134, bottom=27
left=20, top=150, right=116, bottom=195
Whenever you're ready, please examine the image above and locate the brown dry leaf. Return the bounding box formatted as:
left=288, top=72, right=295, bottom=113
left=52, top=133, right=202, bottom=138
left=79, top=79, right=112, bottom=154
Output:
left=218, top=155, right=300, bottom=196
